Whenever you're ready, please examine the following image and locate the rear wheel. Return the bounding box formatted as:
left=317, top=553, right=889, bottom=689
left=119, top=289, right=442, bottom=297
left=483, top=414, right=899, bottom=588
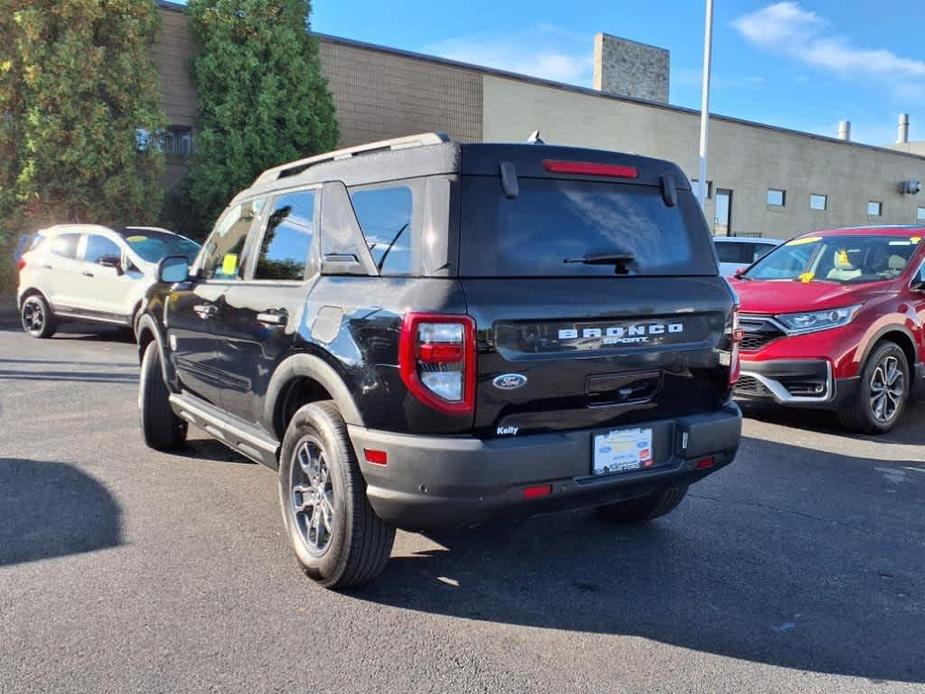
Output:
left=596, top=485, right=688, bottom=523
left=278, top=401, right=395, bottom=588
left=20, top=294, right=57, bottom=338
left=839, top=341, right=908, bottom=434
left=138, top=341, right=187, bottom=450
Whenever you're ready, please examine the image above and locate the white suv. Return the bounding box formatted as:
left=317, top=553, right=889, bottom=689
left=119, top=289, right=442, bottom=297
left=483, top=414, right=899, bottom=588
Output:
left=17, top=224, right=199, bottom=338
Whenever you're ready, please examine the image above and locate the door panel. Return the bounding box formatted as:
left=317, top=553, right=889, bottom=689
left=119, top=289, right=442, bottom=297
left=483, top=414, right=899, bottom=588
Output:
left=211, top=189, right=318, bottom=425
left=166, top=282, right=228, bottom=406
left=78, top=234, right=135, bottom=320
left=43, top=233, right=84, bottom=310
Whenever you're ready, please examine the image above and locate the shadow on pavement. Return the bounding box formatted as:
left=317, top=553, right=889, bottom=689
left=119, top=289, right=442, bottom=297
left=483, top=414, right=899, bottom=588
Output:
left=0, top=369, right=137, bottom=384
left=350, top=437, right=925, bottom=683
left=741, top=400, right=925, bottom=446
left=0, top=458, right=122, bottom=566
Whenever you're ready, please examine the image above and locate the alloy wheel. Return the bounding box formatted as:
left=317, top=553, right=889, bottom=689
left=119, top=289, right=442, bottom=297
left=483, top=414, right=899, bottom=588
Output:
left=290, top=436, right=335, bottom=554
left=22, top=299, right=44, bottom=334
left=869, top=355, right=904, bottom=424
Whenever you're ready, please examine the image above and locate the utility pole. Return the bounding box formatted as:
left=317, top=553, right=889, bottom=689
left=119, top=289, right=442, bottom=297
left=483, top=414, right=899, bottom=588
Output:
left=697, top=0, right=714, bottom=212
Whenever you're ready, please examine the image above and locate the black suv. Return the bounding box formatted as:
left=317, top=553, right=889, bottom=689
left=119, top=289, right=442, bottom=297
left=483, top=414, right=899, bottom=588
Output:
left=136, top=133, right=742, bottom=588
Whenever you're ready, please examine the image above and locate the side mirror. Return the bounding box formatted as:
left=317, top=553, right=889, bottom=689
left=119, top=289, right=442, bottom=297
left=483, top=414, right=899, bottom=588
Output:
left=157, top=255, right=190, bottom=283
left=97, top=255, right=123, bottom=275
left=733, top=267, right=746, bottom=278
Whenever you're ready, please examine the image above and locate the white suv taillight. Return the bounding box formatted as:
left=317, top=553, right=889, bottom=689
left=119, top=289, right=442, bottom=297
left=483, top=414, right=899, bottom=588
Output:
left=399, top=313, right=476, bottom=415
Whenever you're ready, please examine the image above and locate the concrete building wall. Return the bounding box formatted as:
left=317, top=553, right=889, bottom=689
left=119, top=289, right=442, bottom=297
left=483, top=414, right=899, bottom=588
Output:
left=482, top=75, right=925, bottom=238
left=317, top=37, right=482, bottom=147
left=593, top=33, right=669, bottom=104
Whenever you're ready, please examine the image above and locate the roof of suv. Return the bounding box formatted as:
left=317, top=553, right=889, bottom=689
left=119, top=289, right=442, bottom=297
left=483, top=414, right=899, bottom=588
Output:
left=232, top=132, right=691, bottom=204
left=797, top=225, right=925, bottom=238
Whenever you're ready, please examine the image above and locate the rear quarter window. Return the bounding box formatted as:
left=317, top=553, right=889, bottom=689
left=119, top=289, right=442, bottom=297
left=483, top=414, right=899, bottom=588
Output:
left=459, top=177, right=716, bottom=277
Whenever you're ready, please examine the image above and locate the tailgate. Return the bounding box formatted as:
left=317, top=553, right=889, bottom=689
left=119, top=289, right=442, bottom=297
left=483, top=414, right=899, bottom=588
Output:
left=463, top=277, right=734, bottom=436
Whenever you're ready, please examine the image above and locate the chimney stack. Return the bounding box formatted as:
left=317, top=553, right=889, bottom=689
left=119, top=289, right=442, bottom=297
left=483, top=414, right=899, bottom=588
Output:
left=593, top=33, right=670, bottom=104
left=838, top=120, right=851, bottom=141
left=898, top=113, right=910, bottom=144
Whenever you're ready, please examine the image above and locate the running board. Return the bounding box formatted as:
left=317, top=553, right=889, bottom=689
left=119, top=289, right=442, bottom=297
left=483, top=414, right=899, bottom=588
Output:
left=169, top=393, right=279, bottom=469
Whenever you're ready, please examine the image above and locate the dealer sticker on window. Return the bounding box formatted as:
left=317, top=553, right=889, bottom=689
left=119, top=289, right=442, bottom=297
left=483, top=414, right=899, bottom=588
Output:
left=592, top=427, right=654, bottom=475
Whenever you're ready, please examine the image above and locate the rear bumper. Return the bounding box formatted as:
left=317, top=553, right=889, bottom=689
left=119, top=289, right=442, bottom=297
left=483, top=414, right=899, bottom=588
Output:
left=736, top=359, right=859, bottom=409
left=348, top=404, right=741, bottom=530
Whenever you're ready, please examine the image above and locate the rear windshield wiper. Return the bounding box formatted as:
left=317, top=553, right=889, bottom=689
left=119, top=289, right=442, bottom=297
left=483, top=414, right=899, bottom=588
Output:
left=564, top=252, right=635, bottom=274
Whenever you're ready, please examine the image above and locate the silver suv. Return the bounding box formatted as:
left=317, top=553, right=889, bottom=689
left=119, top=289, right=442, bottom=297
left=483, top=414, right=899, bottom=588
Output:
left=17, top=224, right=199, bottom=338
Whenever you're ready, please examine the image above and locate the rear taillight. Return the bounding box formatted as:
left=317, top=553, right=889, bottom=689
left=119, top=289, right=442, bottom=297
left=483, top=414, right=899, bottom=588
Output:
left=729, top=309, right=743, bottom=386
left=399, top=313, right=476, bottom=415
left=16, top=257, right=26, bottom=273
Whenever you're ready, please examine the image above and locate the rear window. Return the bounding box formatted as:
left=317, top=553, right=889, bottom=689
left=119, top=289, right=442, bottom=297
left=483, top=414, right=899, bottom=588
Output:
left=715, top=242, right=743, bottom=263
left=459, top=178, right=716, bottom=277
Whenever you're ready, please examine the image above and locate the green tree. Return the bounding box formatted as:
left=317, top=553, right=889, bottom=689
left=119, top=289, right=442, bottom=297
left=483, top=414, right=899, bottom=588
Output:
left=0, top=0, right=165, bottom=237
left=186, top=0, right=337, bottom=232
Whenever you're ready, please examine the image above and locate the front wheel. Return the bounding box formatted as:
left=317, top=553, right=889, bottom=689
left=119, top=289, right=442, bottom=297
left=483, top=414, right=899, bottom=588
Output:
left=596, top=485, right=688, bottom=523
left=839, top=341, right=908, bottom=434
left=278, top=401, right=395, bottom=589
left=138, top=341, right=187, bottom=450
left=21, top=295, right=57, bottom=338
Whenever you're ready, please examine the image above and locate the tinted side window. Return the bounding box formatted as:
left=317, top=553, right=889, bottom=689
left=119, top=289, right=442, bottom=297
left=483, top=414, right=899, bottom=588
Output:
left=715, top=242, right=743, bottom=263
left=84, top=235, right=122, bottom=263
left=199, top=199, right=262, bottom=280
left=254, top=190, right=315, bottom=281
left=350, top=186, right=413, bottom=275
left=49, top=234, right=81, bottom=259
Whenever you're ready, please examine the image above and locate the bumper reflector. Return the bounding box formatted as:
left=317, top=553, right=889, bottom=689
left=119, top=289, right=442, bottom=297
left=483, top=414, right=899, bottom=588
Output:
left=364, top=448, right=388, bottom=466
left=695, top=457, right=716, bottom=470
left=523, top=484, right=553, bottom=499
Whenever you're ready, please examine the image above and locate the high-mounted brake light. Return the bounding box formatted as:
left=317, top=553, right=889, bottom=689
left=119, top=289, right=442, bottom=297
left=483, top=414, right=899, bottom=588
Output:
left=543, top=160, right=639, bottom=179
left=399, top=313, right=476, bottom=415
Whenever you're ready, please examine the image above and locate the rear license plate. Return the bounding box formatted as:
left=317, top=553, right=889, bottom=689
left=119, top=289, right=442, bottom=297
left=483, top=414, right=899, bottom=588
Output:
left=592, top=427, right=654, bottom=475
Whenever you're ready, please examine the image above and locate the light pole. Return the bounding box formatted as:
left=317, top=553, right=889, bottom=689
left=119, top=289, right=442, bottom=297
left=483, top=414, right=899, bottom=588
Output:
left=697, top=0, right=714, bottom=213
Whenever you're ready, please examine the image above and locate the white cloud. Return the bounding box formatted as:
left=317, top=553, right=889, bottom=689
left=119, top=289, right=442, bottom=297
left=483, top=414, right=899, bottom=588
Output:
left=422, top=26, right=593, bottom=86
left=732, top=2, right=925, bottom=99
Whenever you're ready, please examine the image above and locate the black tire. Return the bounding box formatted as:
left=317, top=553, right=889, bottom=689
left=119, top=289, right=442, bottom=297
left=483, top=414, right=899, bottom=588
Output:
left=278, top=401, right=395, bottom=588
left=20, top=294, right=57, bottom=339
left=138, top=341, right=187, bottom=450
left=838, top=341, right=909, bottom=434
left=596, top=485, right=688, bottom=523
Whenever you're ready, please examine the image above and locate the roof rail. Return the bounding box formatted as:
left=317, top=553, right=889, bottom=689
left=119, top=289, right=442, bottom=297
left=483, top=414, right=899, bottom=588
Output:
left=252, top=132, right=451, bottom=186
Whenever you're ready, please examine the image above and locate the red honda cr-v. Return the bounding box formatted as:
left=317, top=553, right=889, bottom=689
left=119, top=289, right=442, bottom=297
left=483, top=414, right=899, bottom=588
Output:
left=730, top=225, right=925, bottom=433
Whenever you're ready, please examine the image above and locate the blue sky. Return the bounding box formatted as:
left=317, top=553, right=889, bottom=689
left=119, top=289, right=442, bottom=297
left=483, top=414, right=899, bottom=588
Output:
left=311, top=1, right=925, bottom=146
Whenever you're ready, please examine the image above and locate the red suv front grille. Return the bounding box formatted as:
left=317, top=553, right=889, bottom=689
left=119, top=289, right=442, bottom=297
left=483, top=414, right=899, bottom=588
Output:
left=739, top=317, right=785, bottom=353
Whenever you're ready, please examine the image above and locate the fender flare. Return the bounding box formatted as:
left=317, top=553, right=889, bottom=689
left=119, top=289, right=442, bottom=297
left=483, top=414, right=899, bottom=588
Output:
left=135, top=313, right=174, bottom=386
left=264, top=353, right=364, bottom=434
left=857, top=323, right=919, bottom=373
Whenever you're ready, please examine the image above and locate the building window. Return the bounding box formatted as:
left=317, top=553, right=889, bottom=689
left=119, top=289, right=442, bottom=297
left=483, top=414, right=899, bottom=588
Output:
left=810, top=194, right=827, bottom=211
left=868, top=201, right=882, bottom=217
left=767, top=189, right=786, bottom=207
left=690, top=179, right=713, bottom=199
left=160, top=125, right=194, bottom=157
left=917, top=206, right=925, bottom=222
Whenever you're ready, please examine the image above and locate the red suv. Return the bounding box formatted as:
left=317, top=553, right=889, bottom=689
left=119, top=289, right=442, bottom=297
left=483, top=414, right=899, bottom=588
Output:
left=730, top=225, right=925, bottom=433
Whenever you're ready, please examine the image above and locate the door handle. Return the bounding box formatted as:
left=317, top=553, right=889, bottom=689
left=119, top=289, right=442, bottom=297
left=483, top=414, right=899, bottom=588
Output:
left=41, top=264, right=53, bottom=270
left=257, top=310, right=288, bottom=327
left=193, top=303, right=217, bottom=319
left=82, top=271, right=95, bottom=278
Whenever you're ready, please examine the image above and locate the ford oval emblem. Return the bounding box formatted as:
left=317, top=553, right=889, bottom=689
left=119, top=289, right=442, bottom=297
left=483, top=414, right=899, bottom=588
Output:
left=493, top=373, right=527, bottom=390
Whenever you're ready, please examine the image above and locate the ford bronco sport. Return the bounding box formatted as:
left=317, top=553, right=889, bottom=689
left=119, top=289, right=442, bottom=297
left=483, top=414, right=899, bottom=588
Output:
left=136, top=133, right=742, bottom=588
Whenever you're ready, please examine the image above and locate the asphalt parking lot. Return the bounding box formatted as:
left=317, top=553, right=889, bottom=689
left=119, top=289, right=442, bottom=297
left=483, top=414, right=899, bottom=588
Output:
left=1, top=323, right=924, bottom=693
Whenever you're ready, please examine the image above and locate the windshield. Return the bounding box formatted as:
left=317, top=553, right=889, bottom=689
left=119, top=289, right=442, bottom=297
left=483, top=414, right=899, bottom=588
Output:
left=459, top=177, right=716, bottom=277
left=119, top=229, right=201, bottom=263
left=744, top=234, right=920, bottom=284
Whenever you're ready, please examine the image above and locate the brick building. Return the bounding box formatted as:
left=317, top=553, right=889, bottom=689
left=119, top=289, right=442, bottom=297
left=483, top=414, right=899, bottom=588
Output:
left=154, top=1, right=925, bottom=238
